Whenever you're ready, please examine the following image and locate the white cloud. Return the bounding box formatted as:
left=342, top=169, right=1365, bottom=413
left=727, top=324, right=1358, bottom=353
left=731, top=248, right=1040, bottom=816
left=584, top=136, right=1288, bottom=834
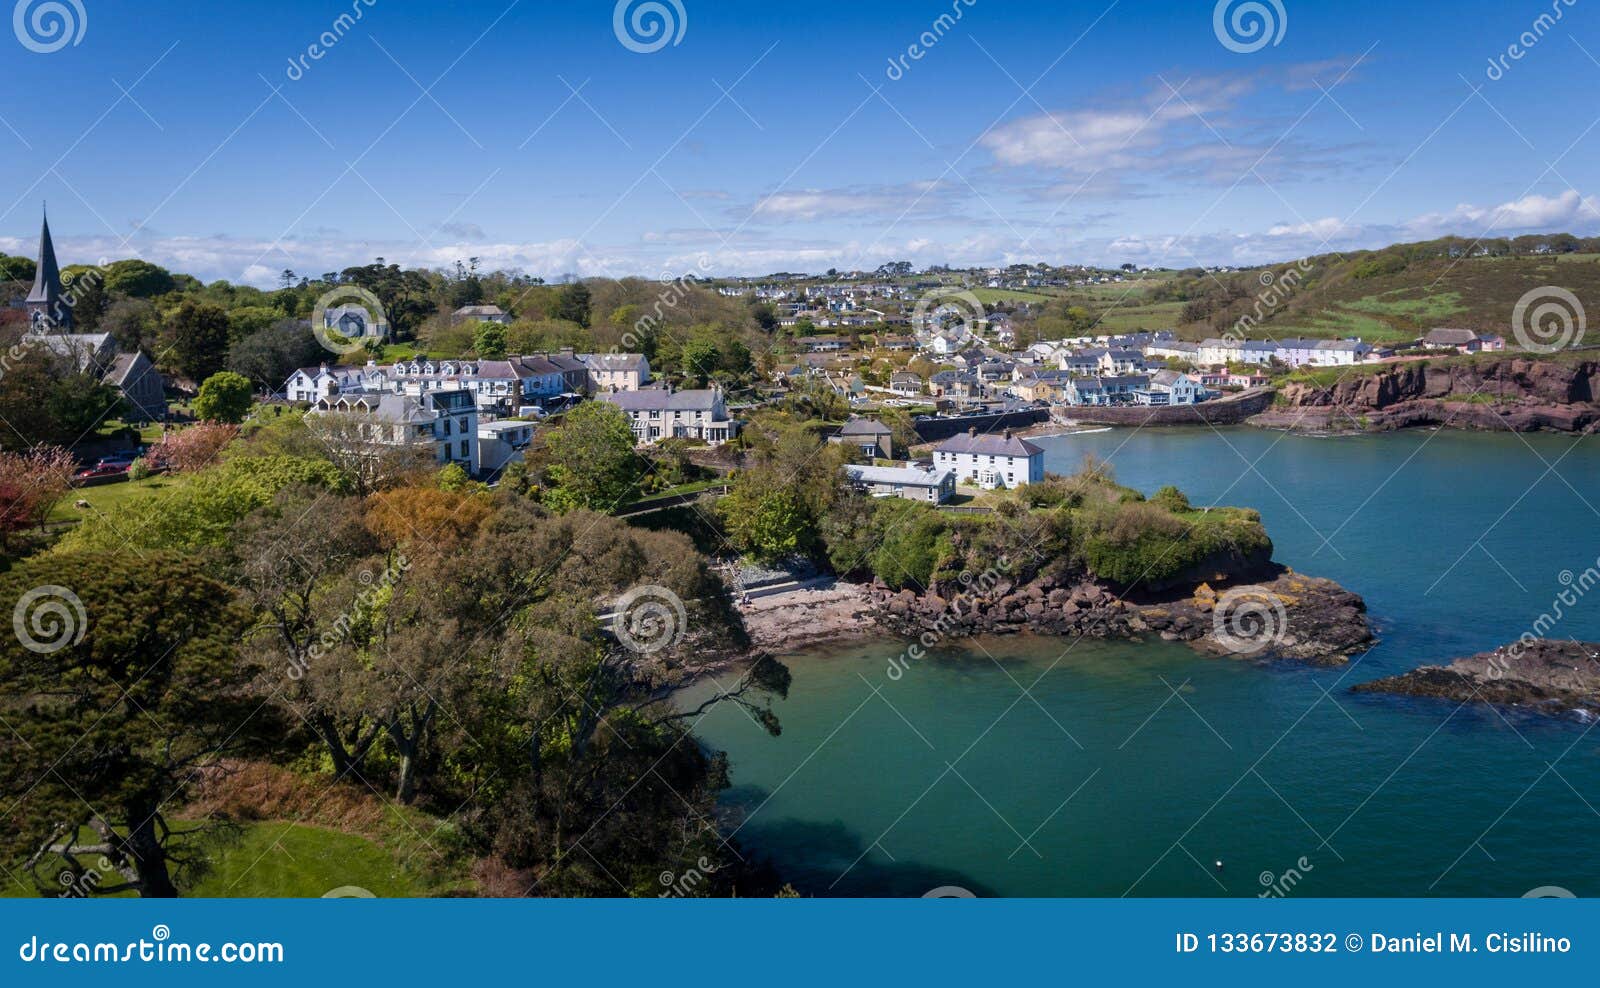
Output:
left=1406, top=190, right=1600, bottom=237
left=748, top=181, right=953, bottom=222
left=980, top=76, right=1255, bottom=175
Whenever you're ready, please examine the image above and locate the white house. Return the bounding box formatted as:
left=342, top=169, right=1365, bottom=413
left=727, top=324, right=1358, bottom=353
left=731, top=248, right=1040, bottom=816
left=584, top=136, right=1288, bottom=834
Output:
left=599, top=387, right=740, bottom=445
left=1063, top=374, right=1149, bottom=406
left=844, top=463, right=955, bottom=503
left=1198, top=338, right=1278, bottom=366
left=309, top=387, right=479, bottom=475
left=1145, top=340, right=1200, bottom=362
left=1134, top=370, right=1206, bottom=406
left=1275, top=338, right=1375, bottom=367
left=580, top=352, right=651, bottom=392
left=284, top=364, right=369, bottom=403
left=932, top=428, right=1045, bottom=489
left=888, top=372, right=923, bottom=397
left=925, top=330, right=967, bottom=356
left=383, top=356, right=583, bottom=415
left=1059, top=350, right=1103, bottom=376
left=477, top=419, right=535, bottom=473
left=1098, top=348, right=1147, bottom=375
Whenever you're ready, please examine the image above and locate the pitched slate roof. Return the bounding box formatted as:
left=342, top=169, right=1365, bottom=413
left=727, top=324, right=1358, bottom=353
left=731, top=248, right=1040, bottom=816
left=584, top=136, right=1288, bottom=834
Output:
left=935, top=431, right=1043, bottom=458
left=839, top=417, right=891, bottom=436
left=600, top=389, right=722, bottom=412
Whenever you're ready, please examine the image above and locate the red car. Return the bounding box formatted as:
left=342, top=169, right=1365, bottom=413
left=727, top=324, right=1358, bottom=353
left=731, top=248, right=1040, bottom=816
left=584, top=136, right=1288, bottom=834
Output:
left=73, top=463, right=129, bottom=482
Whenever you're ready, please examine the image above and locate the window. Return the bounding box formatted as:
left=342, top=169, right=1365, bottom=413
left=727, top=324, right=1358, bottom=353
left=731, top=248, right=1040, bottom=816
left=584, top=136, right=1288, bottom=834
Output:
left=459, top=440, right=468, bottom=458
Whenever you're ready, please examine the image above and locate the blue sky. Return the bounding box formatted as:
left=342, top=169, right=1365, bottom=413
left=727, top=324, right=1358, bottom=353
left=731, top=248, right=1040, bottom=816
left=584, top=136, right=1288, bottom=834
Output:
left=0, top=0, right=1596, bottom=284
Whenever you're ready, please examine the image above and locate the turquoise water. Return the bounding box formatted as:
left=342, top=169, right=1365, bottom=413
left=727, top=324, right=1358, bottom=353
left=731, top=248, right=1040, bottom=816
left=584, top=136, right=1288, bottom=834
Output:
left=683, top=428, right=1600, bottom=897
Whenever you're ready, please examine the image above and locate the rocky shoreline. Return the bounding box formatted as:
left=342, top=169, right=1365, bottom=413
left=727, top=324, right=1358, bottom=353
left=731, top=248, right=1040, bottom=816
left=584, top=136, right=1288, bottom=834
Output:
left=1352, top=639, right=1600, bottom=719
left=866, top=565, right=1371, bottom=666
left=737, top=566, right=1373, bottom=667
left=1253, top=357, right=1600, bottom=434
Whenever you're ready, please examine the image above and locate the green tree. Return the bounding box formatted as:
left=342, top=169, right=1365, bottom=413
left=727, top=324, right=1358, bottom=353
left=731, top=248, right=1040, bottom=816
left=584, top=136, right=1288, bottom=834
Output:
left=100, top=298, right=161, bottom=353
left=227, top=319, right=324, bottom=392
left=719, top=418, right=845, bottom=560
left=552, top=281, right=592, bottom=327
left=0, top=552, right=257, bottom=897
left=0, top=253, right=36, bottom=286
left=60, top=266, right=108, bottom=331
left=226, top=305, right=279, bottom=342
left=474, top=322, right=508, bottom=358
left=543, top=401, right=640, bottom=512
left=167, top=299, right=231, bottom=381
left=721, top=483, right=812, bottom=559
left=193, top=371, right=254, bottom=424
left=46, top=372, right=126, bottom=439
left=681, top=337, right=721, bottom=387
left=103, top=259, right=177, bottom=298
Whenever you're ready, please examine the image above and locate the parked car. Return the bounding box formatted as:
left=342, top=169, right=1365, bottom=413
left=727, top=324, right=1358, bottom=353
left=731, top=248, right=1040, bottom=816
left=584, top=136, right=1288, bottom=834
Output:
left=94, top=448, right=144, bottom=469
left=74, top=463, right=129, bottom=482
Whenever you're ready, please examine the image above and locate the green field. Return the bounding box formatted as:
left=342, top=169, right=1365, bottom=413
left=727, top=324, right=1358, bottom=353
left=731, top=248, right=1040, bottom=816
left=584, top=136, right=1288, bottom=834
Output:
left=970, top=287, right=1058, bottom=304
left=1089, top=300, right=1186, bottom=333
left=1, top=820, right=455, bottom=899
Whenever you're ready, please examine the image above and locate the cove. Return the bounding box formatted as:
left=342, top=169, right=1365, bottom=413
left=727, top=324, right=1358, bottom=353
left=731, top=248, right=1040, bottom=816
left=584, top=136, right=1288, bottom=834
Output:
left=681, top=428, right=1600, bottom=897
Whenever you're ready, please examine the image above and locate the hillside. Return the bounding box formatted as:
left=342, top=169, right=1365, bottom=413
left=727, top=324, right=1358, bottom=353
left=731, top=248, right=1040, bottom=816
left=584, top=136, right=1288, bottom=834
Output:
left=1066, top=237, right=1600, bottom=344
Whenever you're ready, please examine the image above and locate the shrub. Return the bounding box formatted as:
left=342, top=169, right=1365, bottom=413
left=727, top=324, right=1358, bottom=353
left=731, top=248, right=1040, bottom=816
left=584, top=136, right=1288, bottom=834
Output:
left=1152, top=485, right=1191, bottom=512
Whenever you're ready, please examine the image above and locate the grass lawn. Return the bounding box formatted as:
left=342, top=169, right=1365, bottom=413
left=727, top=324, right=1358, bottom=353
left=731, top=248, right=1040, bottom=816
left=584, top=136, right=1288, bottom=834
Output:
left=190, top=821, right=443, bottom=898
left=1, top=821, right=450, bottom=899
left=619, top=477, right=727, bottom=511
left=97, top=416, right=166, bottom=445
left=47, top=474, right=179, bottom=525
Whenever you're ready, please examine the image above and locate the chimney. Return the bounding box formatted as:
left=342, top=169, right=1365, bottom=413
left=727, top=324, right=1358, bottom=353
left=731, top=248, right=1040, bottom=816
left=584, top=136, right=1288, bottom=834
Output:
left=968, top=426, right=977, bottom=438
left=1004, top=428, right=1014, bottom=440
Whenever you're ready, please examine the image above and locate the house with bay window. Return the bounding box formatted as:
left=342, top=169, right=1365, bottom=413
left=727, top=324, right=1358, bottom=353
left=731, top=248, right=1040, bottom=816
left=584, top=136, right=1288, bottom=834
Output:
left=599, top=387, right=740, bottom=445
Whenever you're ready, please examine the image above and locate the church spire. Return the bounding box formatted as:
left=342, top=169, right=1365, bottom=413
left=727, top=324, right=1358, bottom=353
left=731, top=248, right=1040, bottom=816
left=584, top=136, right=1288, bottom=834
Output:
left=25, top=206, right=70, bottom=331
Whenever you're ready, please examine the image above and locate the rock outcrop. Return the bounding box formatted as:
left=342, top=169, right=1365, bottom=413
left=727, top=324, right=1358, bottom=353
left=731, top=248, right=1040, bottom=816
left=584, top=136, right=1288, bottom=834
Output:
left=1251, top=357, right=1600, bottom=433
left=865, top=566, right=1372, bottom=666
left=1353, top=639, right=1600, bottom=719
